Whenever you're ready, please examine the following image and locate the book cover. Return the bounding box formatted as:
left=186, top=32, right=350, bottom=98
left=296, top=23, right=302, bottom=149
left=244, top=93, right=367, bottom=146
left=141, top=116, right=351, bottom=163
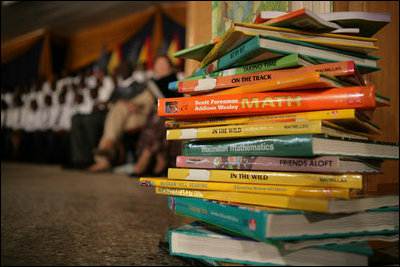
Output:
left=173, top=36, right=221, bottom=62
left=168, top=221, right=372, bottom=266
left=200, top=22, right=378, bottom=68
left=157, top=85, right=376, bottom=119
left=166, top=119, right=373, bottom=141
left=318, top=11, right=391, bottom=37
left=157, top=187, right=399, bottom=213
left=167, top=167, right=363, bottom=189
left=175, top=60, right=363, bottom=94
left=140, top=177, right=358, bottom=199
left=169, top=196, right=399, bottom=242
left=182, top=134, right=399, bottom=160
left=175, top=155, right=383, bottom=174
left=164, top=109, right=381, bottom=135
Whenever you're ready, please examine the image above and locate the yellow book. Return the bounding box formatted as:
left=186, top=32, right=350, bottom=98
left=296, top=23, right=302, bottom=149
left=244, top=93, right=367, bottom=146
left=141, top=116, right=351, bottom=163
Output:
left=139, top=177, right=359, bottom=199
left=165, top=109, right=381, bottom=135
left=155, top=187, right=398, bottom=213
left=167, top=168, right=363, bottom=189
left=166, top=119, right=373, bottom=141
left=200, top=22, right=378, bottom=68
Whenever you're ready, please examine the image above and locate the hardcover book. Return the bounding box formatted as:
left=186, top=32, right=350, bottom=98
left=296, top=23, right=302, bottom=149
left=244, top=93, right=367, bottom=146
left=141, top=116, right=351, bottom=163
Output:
left=167, top=167, right=363, bottom=189
left=181, top=134, right=399, bottom=160
left=165, top=119, right=373, bottom=141
left=174, top=60, right=364, bottom=94
left=203, top=35, right=380, bottom=75
left=168, top=221, right=373, bottom=266
left=175, top=155, right=383, bottom=174
left=157, top=86, right=377, bottom=119
left=169, top=196, right=399, bottom=242
left=164, top=109, right=381, bottom=135
left=140, top=177, right=359, bottom=199
left=157, top=187, right=399, bottom=213
left=200, top=22, right=378, bottom=69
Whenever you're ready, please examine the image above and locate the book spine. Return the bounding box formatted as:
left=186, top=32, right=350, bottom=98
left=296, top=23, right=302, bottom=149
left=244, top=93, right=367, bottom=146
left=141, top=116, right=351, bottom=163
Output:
left=157, top=86, right=376, bottom=119
left=140, top=177, right=353, bottom=198
left=167, top=168, right=363, bottom=189
left=169, top=196, right=269, bottom=242
left=165, top=109, right=358, bottom=129
left=178, top=61, right=357, bottom=94
left=182, top=134, right=315, bottom=157
left=157, top=187, right=331, bottom=213
left=176, top=155, right=345, bottom=173
left=166, top=120, right=326, bottom=140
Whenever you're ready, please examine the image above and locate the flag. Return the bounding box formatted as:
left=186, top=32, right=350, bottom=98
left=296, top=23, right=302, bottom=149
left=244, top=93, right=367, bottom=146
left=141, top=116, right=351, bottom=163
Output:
left=137, top=36, right=152, bottom=71
left=167, top=32, right=183, bottom=70
left=107, top=43, right=123, bottom=75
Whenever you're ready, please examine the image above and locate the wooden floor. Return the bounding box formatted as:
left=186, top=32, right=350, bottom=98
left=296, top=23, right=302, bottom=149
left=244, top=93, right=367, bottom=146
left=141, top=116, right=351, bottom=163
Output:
left=1, top=162, right=192, bottom=266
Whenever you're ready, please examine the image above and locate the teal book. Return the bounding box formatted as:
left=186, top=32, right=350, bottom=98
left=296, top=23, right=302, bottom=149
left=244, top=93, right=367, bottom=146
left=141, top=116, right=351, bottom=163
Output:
left=205, top=35, right=380, bottom=75
left=182, top=134, right=399, bottom=160
left=169, top=196, right=399, bottom=244
left=168, top=53, right=315, bottom=91
left=168, top=221, right=373, bottom=266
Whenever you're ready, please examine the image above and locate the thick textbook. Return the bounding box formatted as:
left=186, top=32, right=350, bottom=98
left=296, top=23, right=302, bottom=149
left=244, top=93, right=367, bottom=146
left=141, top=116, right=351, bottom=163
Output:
left=182, top=134, right=399, bottom=160
left=175, top=155, right=383, bottom=174
left=167, top=167, right=363, bottom=189
left=169, top=196, right=399, bottom=242
left=157, top=85, right=377, bottom=119
left=166, top=119, right=373, bottom=141
left=164, top=109, right=381, bottom=135
left=176, top=62, right=360, bottom=94
left=204, top=35, right=380, bottom=75
left=140, top=177, right=358, bottom=199
left=200, top=22, right=378, bottom=68
left=157, top=187, right=399, bottom=213
left=168, top=221, right=372, bottom=266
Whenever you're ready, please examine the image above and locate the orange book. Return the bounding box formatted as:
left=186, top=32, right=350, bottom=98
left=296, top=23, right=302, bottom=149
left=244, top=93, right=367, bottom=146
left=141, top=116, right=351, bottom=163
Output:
left=178, top=61, right=363, bottom=95
left=206, top=72, right=347, bottom=96
left=158, top=85, right=376, bottom=119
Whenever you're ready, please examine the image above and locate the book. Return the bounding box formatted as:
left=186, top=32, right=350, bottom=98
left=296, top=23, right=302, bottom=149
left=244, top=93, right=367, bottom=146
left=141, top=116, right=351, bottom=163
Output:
left=173, top=36, right=221, bottom=62
left=166, top=120, right=373, bottom=141
left=175, top=155, right=383, bottom=174
left=164, top=109, right=381, bottom=135
left=140, top=177, right=359, bottom=199
left=200, top=22, right=378, bottom=69
left=169, top=196, right=399, bottom=242
left=169, top=53, right=317, bottom=89
left=157, top=85, right=377, bottom=119
left=204, top=35, right=380, bottom=75
left=167, top=167, right=363, bottom=189
left=176, top=62, right=360, bottom=95
left=318, top=11, right=391, bottom=37
left=253, top=10, right=289, bottom=24
left=182, top=134, right=399, bottom=160
left=262, top=8, right=344, bottom=33
left=168, top=221, right=372, bottom=266
left=157, top=187, right=399, bottom=213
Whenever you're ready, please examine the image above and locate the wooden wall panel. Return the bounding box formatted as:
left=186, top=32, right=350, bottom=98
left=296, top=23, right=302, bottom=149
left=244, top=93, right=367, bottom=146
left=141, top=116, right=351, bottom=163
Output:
left=334, top=1, right=399, bottom=194
left=184, top=1, right=212, bottom=77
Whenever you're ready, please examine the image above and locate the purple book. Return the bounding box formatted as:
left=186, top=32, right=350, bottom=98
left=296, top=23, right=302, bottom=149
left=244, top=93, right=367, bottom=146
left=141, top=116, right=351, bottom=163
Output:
left=176, top=156, right=382, bottom=173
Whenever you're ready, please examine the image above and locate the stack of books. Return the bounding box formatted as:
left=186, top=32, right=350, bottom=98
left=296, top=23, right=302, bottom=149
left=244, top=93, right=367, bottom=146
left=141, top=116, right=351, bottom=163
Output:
left=140, top=8, right=399, bottom=266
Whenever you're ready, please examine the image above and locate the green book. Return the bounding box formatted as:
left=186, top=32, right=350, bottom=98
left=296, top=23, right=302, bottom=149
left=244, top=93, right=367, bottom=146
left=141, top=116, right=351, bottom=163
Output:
left=203, top=35, right=380, bottom=75
left=173, top=36, right=221, bottom=62
left=168, top=53, right=315, bottom=91
left=182, top=134, right=399, bottom=160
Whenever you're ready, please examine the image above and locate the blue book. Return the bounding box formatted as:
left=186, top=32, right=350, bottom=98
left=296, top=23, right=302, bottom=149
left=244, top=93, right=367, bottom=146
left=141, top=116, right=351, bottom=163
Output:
left=169, top=196, right=399, bottom=243
left=205, top=35, right=380, bottom=74
left=168, top=221, right=373, bottom=266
